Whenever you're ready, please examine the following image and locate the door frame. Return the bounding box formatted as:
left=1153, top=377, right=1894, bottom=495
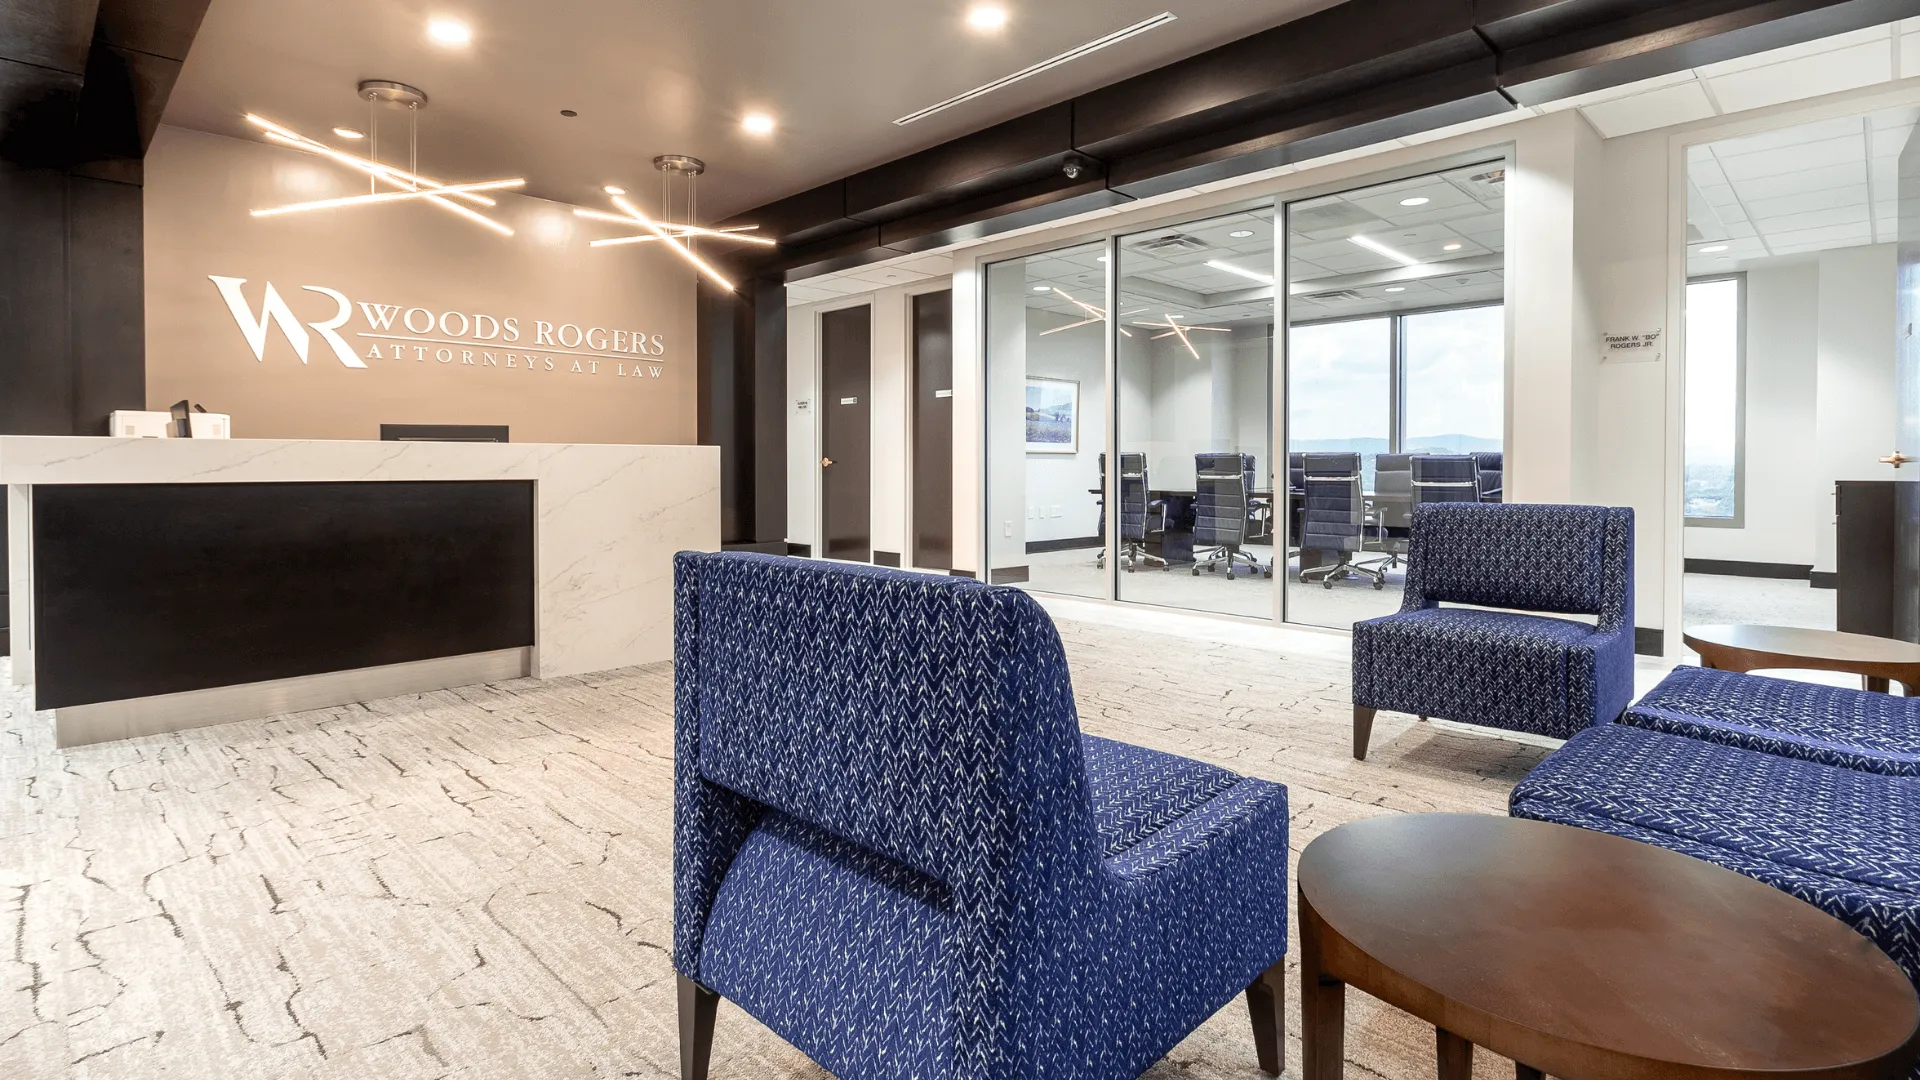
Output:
left=1660, top=81, right=1920, bottom=658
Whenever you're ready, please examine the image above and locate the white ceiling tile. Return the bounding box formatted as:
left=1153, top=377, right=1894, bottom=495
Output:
left=1726, top=161, right=1869, bottom=201
left=1902, top=29, right=1920, bottom=79
left=1711, top=133, right=1865, bottom=178
left=1694, top=25, right=1892, bottom=78
left=1704, top=40, right=1894, bottom=114
left=1742, top=184, right=1870, bottom=218
left=1578, top=81, right=1716, bottom=138
left=1538, top=70, right=1702, bottom=114
left=1749, top=204, right=1872, bottom=236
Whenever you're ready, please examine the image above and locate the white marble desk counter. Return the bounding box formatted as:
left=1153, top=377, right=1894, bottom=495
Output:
left=2, top=436, right=719, bottom=744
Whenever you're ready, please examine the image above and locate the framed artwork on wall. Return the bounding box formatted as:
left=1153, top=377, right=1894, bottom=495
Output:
left=1025, top=377, right=1079, bottom=454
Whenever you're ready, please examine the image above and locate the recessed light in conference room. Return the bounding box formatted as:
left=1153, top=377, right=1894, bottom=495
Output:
left=1399, top=196, right=1429, bottom=206
left=1699, top=244, right=1729, bottom=253
left=427, top=16, right=472, bottom=47
left=967, top=3, right=1010, bottom=31
left=1443, top=242, right=1462, bottom=251
left=741, top=112, right=776, bottom=136
left=1229, top=230, right=1254, bottom=238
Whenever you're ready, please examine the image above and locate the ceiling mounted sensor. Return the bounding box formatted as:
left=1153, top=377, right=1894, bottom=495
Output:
left=573, top=155, right=774, bottom=292
left=894, top=12, right=1176, bottom=125
left=245, top=81, right=523, bottom=235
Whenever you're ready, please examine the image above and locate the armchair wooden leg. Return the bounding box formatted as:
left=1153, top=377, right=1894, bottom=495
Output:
left=1246, top=960, right=1287, bottom=1076
left=1353, top=706, right=1376, bottom=761
left=679, top=973, right=720, bottom=1080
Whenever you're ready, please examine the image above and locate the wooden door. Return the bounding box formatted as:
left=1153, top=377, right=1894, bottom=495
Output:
left=820, top=305, right=872, bottom=562
left=912, top=291, right=954, bottom=570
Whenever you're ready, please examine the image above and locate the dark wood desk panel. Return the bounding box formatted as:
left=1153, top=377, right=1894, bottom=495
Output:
left=32, top=481, right=536, bottom=709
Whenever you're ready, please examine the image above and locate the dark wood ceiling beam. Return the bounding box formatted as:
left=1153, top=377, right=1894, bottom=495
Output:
left=719, top=0, right=1920, bottom=282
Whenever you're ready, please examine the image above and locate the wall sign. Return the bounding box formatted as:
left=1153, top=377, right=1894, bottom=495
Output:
left=1602, top=328, right=1663, bottom=363
left=209, top=275, right=670, bottom=381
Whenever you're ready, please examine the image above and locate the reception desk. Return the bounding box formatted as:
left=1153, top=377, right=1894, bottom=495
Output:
left=2, top=436, right=719, bottom=746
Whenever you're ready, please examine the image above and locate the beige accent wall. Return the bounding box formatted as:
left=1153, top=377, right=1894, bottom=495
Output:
left=144, top=125, right=697, bottom=444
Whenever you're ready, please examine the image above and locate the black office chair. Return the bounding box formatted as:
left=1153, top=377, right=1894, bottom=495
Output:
left=1117, top=453, right=1168, bottom=572
left=1412, top=455, right=1481, bottom=509
left=1192, top=452, right=1266, bottom=579
left=1095, top=452, right=1109, bottom=569
left=1371, top=453, right=1414, bottom=570
left=1286, top=451, right=1306, bottom=549
left=1300, top=452, right=1389, bottom=589
left=1472, top=451, right=1504, bottom=502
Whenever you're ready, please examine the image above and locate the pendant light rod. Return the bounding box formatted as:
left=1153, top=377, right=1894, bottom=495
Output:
left=610, top=194, right=735, bottom=291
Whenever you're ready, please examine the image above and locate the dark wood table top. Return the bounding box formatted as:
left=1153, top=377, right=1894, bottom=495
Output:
left=1684, top=624, right=1920, bottom=667
left=1683, top=624, right=1920, bottom=694
left=1299, top=813, right=1920, bottom=1080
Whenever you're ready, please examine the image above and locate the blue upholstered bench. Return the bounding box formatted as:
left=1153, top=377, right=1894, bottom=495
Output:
left=673, top=552, right=1292, bottom=1080
left=1511, top=723, right=1920, bottom=993
left=1623, top=665, right=1920, bottom=776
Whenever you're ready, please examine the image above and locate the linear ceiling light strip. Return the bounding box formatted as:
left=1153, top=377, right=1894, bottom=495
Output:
left=892, top=11, right=1178, bottom=126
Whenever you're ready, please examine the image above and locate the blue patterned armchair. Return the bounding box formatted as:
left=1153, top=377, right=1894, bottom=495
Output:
left=1350, top=503, right=1635, bottom=759
left=673, top=552, right=1291, bottom=1080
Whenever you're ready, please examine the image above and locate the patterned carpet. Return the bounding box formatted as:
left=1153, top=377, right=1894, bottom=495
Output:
left=0, top=613, right=1549, bottom=1080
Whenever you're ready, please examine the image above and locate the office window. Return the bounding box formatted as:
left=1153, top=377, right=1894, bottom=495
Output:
left=1684, top=277, right=1743, bottom=523
left=1401, top=305, right=1503, bottom=456
left=1289, top=318, right=1391, bottom=490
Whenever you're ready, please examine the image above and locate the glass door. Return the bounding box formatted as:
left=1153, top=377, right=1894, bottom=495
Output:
left=1282, top=162, right=1507, bottom=628
left=983, top=241, right=1112, bottom=598
left=1112, top=209, right=1278, bottom=618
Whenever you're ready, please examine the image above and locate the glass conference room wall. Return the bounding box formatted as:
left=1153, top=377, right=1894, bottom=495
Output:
left=1282, top=161, right=1507, bottom=629
left=983, top=241, right=1111, bottom=598
left=1113, top=208, right=1277, bottom=618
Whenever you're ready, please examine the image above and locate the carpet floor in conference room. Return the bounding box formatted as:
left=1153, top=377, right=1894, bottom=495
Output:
left=0, top=615, right=1549, bottom=1080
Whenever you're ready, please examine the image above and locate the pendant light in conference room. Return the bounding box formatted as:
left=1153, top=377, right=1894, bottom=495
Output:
left=573, top=155, right=773, bottom=292
left=246, top=81, right=524, bottom=235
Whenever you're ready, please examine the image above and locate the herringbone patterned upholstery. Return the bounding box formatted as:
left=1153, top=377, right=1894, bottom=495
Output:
left=1511, top=724, right=1920, bottom=990
left=1624, top=666, right=1920, bottom=776
left=674, top=552, right=1291, bottom=1080
left=1352, top=503, right=1635, bottom=738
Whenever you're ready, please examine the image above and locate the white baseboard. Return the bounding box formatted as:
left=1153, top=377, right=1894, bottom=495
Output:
left=52, top=648, right=533, bottom=748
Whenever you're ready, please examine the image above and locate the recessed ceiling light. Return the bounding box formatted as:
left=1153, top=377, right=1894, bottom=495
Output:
left=604, top=185, right=626, bottom=196
left=427, top=16, right=472, bottom=47
left=1400, top=196, right=1430, bottom=206
left=1699, top=244, right=1729, bottom=253
left=1384, top=286, right=1407, bottom=293
left=967, top=4, right=1009, bottom=31
left=1229, top=230, right=1254, bottom=238
left=1033, top=285, right=1051, bottom=292
left=1443, top=242, right=1462, bottom=251
left=332, top=127, right=365, bottom=140
left=741, top=112, right=776, bottom=136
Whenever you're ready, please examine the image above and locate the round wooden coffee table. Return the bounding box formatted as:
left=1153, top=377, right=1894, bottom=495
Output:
left=1299, top=814, right=1920, bottom=1080
left=1683, top=624, right=1920, bottom=695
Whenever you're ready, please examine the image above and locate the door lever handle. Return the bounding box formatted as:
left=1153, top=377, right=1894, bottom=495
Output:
left=821, top=456, right=834, bottom=468
left=1883, top=451, right=1913, bottom=468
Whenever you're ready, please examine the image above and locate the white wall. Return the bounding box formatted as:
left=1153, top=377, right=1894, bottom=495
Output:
left=985, top=262, right=1030, bottom=570
left=1582, top=126, right=1670, bottom=630
left=1683, top=260, right=1822, bottom=566
left=1813, top=243, right=1901, bottom=573
left=1024, top=310, right=1106, bottom=544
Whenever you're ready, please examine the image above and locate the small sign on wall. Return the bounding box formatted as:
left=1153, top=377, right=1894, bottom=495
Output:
left=1602, top=329, right=1663, bottom=363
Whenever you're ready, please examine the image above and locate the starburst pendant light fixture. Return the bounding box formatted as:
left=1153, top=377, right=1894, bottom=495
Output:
left=574, top=155, right=773, bottom=292
left=247, top=81, right=524, bottom=235
left=1138, top=315, right=1229, bottom=359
